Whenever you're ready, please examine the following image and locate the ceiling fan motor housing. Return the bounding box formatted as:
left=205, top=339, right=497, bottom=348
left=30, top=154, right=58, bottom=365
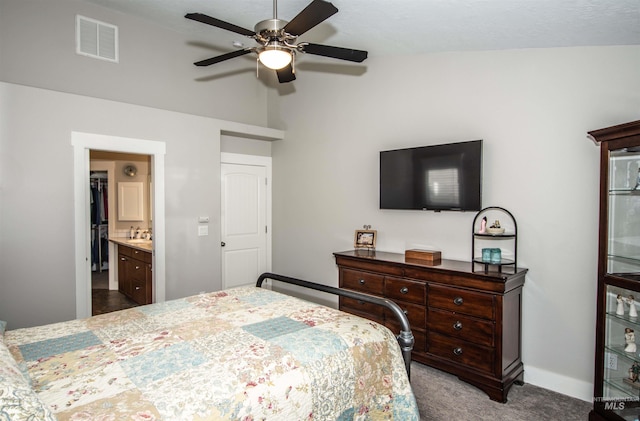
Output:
left=255, top=19, right=289, bottom=39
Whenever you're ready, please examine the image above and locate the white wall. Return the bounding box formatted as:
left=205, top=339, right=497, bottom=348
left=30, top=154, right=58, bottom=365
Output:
left=0, top=82, right=278, bottom=329
left=0, top=0, right=268, bottom=126
left=0, top=0, right=280, bottom=329
left=268, top=46, right=640, bottom=401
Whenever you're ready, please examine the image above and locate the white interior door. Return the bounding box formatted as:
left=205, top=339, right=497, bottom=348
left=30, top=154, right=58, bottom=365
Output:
left=221, top=158, right=270, bottom=289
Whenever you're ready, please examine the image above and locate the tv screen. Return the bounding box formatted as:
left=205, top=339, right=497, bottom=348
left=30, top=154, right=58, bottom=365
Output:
left=380, top=140, right=482, bottom=211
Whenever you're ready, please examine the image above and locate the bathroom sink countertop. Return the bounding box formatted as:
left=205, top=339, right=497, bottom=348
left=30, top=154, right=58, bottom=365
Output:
left=109, top=237, right=153, bottom=253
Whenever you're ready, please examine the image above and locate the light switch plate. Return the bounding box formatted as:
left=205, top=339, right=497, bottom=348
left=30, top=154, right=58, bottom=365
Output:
left=198, top=225, right=208, bottom=236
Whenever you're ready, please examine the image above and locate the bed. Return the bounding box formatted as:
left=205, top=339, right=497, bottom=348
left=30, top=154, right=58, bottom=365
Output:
left=1, top=273, right=419, bottom=420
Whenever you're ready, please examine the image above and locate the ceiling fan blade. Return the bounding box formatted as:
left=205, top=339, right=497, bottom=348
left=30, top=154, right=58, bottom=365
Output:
left=283, top=0, right=338, bottom=36
left=185, top=13, right=255, bottom=37
left=301, top=43, right=368, bottom=62
left=276, top=64, right=296, bottom=83
left=194, top=49, right=253, bottom=66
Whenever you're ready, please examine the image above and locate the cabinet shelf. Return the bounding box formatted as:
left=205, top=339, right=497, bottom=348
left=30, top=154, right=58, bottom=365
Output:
left=604, top=343, right=639, bottom=363
left=609, top=188, right=640, bottom=196
left=472, top=257, right=515, bottom=265
left=474, top=233, right=516, bottom=239
left=603, top=378, right=639, bottom=399
left=606, top=311, right=640, bottom=329
left=609, top=254, right=640, bottom=265
left=609, top=273, right=640, bottom=283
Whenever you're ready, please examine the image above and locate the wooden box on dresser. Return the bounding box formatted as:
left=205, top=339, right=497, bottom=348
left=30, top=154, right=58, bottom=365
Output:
left=335, top=249, right=528, bottom=403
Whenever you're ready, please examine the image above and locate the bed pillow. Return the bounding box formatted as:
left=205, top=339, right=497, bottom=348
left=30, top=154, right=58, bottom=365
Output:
left=0, top=336, right=57, bottom=420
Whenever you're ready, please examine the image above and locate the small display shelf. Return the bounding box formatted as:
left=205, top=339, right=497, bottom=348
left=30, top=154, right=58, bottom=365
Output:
left=472, top=206, right=518, bottom=273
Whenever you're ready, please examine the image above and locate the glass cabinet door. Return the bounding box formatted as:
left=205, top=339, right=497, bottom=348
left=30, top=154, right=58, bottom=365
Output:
left=602, top=147, right=640, bottom=419
left=608, top=148, right=640, bottom=278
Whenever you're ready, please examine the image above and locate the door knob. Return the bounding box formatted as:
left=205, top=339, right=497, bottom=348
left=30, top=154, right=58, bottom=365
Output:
left=221, top=242, right=226, bottom=247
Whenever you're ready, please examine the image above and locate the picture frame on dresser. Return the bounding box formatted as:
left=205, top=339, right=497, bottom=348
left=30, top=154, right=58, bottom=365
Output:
left=354, top=229, right=377, bottom=249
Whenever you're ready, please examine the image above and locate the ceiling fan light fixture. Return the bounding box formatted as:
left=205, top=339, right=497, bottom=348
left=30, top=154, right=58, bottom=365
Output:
left=258, top=43, right=292, bottom=70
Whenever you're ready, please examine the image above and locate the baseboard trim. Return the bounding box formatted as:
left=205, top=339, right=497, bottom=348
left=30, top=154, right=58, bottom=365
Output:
left=524, top=365, right=592, bottom=403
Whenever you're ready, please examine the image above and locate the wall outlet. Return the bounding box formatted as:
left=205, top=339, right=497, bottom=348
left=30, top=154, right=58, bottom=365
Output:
left=606, top=352, right=618, bottom=370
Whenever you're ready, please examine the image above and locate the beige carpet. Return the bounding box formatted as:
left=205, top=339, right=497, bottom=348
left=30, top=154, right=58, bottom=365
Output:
left=410, top=362, right=592, bottom=420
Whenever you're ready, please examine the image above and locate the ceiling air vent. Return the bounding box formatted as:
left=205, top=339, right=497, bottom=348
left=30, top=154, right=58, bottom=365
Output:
left=76, top=15, right=118, bottom=62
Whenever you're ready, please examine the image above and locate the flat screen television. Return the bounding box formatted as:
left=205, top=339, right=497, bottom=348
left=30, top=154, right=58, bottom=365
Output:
left=380, top=139, right=482, bottom=211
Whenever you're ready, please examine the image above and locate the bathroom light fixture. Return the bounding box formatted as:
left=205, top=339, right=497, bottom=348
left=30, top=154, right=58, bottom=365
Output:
left=258, top=42, right=292, bottom=70
left=123, top=165, right=137, bottom=177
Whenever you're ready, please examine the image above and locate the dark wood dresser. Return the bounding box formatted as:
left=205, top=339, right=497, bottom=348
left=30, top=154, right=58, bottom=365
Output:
left=335, top=249, right=527, bottom=402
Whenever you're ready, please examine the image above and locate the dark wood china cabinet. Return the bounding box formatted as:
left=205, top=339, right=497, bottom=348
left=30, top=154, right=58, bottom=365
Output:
left=589, top=120, right=640, bottom=421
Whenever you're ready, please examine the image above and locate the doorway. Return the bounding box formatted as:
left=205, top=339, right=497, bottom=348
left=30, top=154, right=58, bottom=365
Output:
left=90, top=152, right=151, bottom=315
left=220, top=153, right=272, bottom=289
left=72, top=132, right=166, bottom=319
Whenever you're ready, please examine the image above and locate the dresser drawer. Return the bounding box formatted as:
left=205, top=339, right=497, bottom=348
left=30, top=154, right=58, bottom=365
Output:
left=385, top=301, right=425, bottom=332
left=428, top=285, right=494, bottom=320
left=339, top=298, right=384, bottom=325
left=385, top=277, right=426, bottom=305
left=341, top=269, right=384, bottom=295
left=428, top=332, right=494, bottom=374
left=340, top=296, right=385, bottom=321
left=428, top=308, right=494, bottom=347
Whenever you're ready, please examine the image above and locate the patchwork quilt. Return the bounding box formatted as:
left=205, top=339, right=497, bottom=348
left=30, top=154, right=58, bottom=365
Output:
left=2, top=287, right=419, bottom=420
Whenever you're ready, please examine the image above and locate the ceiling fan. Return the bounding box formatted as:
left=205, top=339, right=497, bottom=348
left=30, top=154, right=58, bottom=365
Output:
left=185, top=0, right=368, bottom=83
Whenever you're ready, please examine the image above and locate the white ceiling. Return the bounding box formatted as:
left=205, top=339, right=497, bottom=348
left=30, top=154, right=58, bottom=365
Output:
left=85, top=0, right=640, bottom=57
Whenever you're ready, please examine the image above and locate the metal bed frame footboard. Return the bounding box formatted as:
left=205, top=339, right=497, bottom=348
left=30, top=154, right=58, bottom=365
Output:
left=256, top=272, right=414, bottom=378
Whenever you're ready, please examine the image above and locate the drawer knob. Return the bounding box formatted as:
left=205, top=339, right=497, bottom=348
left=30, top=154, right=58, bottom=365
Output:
left=135, top=286, right=141, bottom=290
left=453, top=321, right=463, bottom=330
left=400, top=287, right=409, bottom=294
left=453, top=297, right=464, bottom=306
left=359, top=279, right=365, bottom=285
left=453, top=347, right=463, bottom=356
left=135, top=265, right=141, bottom=270
left=120, top=257, right=127, bottom=261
